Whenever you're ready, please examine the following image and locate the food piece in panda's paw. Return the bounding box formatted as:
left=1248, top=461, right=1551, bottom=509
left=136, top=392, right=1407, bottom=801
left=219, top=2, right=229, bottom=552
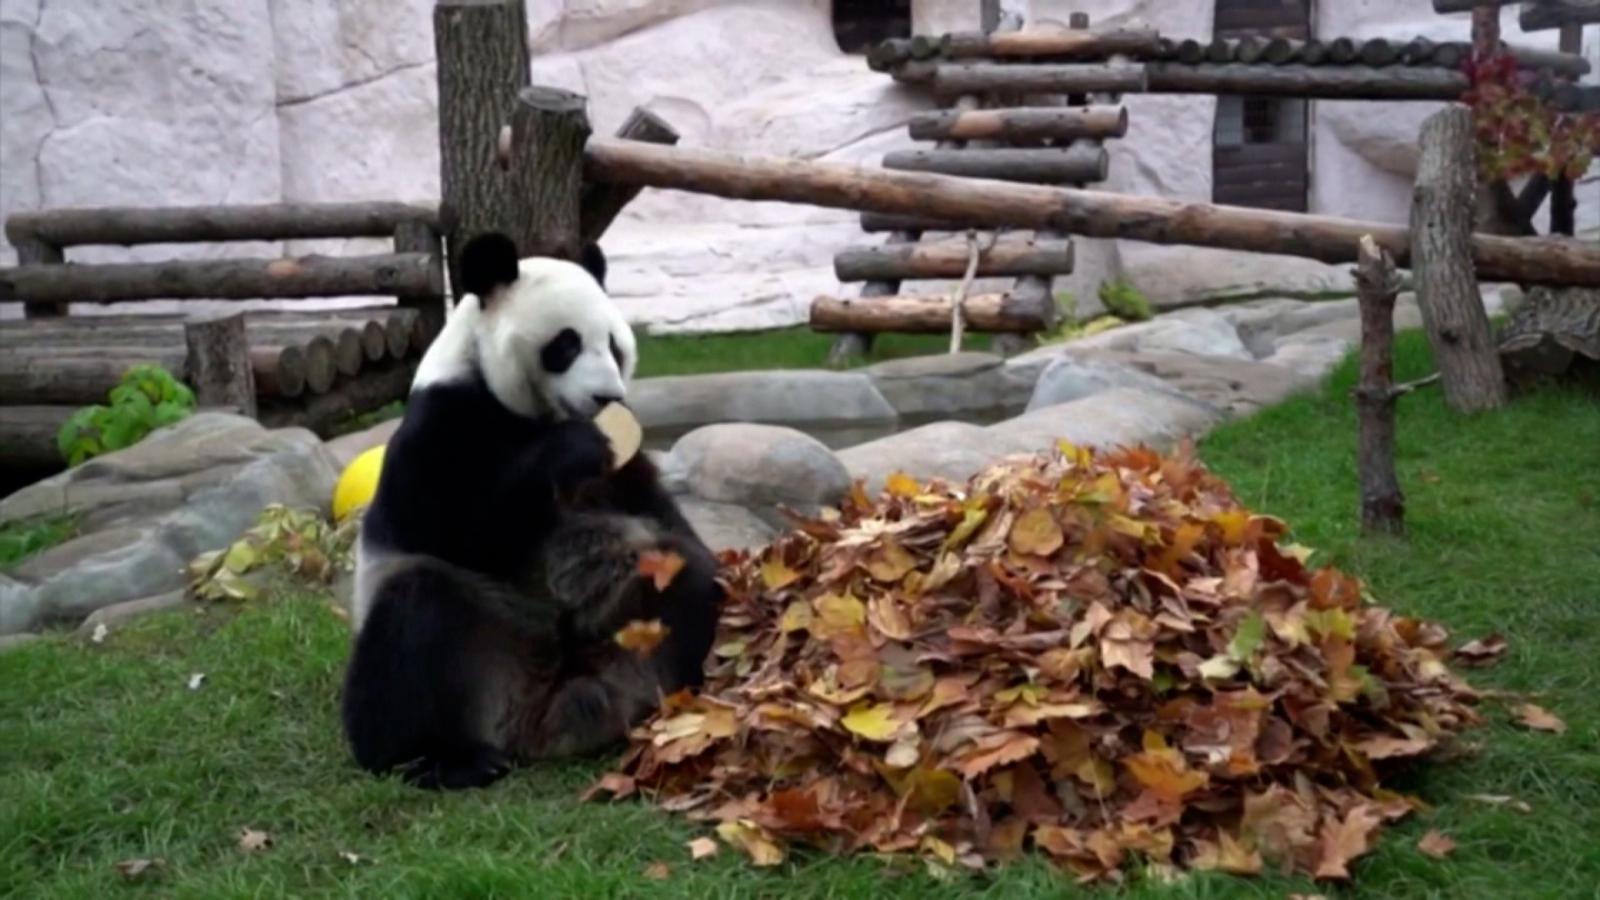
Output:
left=594, top=402, right=642, bottom=471
left=614, top=619, right=670, bottom=656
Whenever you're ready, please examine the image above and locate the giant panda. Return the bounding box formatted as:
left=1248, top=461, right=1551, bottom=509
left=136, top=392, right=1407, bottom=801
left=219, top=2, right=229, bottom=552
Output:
left=340, top=231, right=724, bottom=790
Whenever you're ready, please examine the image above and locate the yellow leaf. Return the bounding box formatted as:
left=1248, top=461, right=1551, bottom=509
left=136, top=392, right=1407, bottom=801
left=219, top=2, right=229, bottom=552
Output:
left=943, top=496, right=990, bottom=550
left=715, top=820, right=785, bottom=867
left=812, top=593, right=866, bottom=640
left=1107, top=513, right=1155, bottom=540
left=1009, top=507, right=1065, bottom=557
left=865, top=539, right=916, bottom=582
left=613, top=620, right=670, bottom=656
left=1210, top=509, right=1251, bottom=545
left=886, top=471, right=921, bottom=498
left=842, top=702, right=903, bottom=742
left=779, top=600, right=813, bottom=633
left=760, top=556, right=801, bottom=591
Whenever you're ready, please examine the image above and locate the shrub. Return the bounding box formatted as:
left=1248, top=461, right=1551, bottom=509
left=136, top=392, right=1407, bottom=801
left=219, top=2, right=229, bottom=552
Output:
left=1097, top=279, right=1153, bottom=321
left=57, top=364, right=196, bottom=466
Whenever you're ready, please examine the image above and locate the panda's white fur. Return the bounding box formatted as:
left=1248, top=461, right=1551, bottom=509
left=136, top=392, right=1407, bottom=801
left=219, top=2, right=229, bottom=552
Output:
left=339, top=232, right=722, bottom=790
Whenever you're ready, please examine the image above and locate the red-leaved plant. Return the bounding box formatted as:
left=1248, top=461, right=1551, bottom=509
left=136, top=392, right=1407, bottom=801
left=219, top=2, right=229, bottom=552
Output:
left=1462, top=49, right=1599, bottom=183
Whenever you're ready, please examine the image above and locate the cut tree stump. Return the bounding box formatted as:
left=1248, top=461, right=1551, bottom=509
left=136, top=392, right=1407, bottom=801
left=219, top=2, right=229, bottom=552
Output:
left=1411, top=105, right=1508, bottom=413
left=1353, top=234, right=1406, bottom=535
left=184, top=312, right=256, bottom=418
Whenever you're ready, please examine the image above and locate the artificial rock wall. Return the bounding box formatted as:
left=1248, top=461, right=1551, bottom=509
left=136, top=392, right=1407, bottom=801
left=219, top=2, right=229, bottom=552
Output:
left=0, top=0, right=1595, bottom=330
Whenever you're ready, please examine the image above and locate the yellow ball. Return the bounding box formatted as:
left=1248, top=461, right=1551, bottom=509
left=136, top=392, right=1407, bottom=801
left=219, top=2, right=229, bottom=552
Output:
left=333, top=444, right=386, bottom=522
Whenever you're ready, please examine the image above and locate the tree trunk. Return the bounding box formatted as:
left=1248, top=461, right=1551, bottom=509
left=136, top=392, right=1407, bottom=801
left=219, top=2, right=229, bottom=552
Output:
left=434, top=0, right=530, bottom=300
left=505, top=86, right=591, bottom=263
left=1353, top=235, right=1407, bottom=534
left=1520, top=0, right=1600, bottom=32
left=582, top=137, right=1600, bottom=287
left=810, top=293, right=1047, bottom=334
left=1412, top=105, right=1508, bottom=413
left=903, top=62, right=1150, bottom=97
left=184, top=313, right=257, bottom=417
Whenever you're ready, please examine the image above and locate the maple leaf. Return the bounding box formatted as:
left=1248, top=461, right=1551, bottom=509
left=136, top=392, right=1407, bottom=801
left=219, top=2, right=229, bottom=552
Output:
left=637, top=550, right=686, bottom=591
left=581, top=772, right=636, bottom=802
left=1417, top=829, right=1456, bottom=859
left=1513, top=703, right=1566, bottom=734
left=614, top=620, right=670, bottom=657
left=812, top=593, right=866, bottom=640
left=1123, top=732, right=1208, bottom=800
left=760, top=556, right=801, bottom=591
left=841, top=702, right=904, bottom=742
left=1009, top=507, right=1064, bottom=557
left=237, top=827, right=273, bottom=853
left=716, top=820, right=785, bottom=866
left=1191, top=830, right=1262, bottom=875
left=952, top=731, right=1039, bottom=780
left=1312, top=804, right=1382, bottom=880
left=687, top=837, right=719, bottom=860
left=1453, top=632, right=1508, bottom=666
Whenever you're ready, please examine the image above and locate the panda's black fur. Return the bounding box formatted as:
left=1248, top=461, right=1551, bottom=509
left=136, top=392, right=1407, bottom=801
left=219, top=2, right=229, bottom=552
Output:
left=340, top=232, right=723, bottom=790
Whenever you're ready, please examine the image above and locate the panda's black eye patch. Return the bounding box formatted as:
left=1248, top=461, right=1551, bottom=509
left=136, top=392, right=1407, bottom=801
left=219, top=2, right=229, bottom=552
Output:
left=540, top=328, right=582, bottom=374
left=609, top=335, right=625, bottom=370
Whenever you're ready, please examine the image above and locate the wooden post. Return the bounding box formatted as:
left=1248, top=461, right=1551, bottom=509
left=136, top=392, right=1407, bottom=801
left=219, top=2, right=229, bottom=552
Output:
left=1548, top=24, right=1582, bottom=235
left=505, top=86, right=591, bottom=263
left=393, top=218, right=446, bottom=333
left=1353, top=235, right=1406, bottom=535
left=13, top=237, right=64, bottom=319
left=434, top=0, right=530, bottom=300
left=1471, top=6, right=1502, bottom=58
left=184, top=312, right=257, bottom=418
left=579, top=107, right=681, bottom=245
left=1412, top=105, right=1507, bottom=413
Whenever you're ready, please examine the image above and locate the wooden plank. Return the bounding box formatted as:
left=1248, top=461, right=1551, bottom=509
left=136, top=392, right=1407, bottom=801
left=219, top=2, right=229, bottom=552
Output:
left=881, top=146, right=1109, bottom=184
left=5, top=202, right=437, bottom=248
left=1519, top=0, right=1600, bottom=30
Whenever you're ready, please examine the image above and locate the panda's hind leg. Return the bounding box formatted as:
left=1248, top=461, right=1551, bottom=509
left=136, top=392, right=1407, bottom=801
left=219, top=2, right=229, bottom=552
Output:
left=341, top=558, right=553, bottom=790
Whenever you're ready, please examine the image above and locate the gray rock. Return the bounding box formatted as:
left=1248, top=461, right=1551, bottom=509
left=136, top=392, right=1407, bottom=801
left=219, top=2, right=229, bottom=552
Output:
left=75, top=589, right=189, bottom=637
left=1069, top=350, right=1313, bottom=418
left=1132, top=309, right=1253, bottom=361
left=680, top=498, right=777, bottom=553
left=630, top=370, right=896, bottom=432
left=324, top=418, right=401, bottom=470
left=671, top=424, right=850, bottom=527
left=864, top=352, right=1035, bottom=418
left=1264, top=337, right=1354, bottom=382
left=1026, top=354, right=1208, bottom=413
left=0, top=632, right=42, bottom=654
left=0, top=413, right=339, bottom=635
left=836, top=421, right=998, bottom=493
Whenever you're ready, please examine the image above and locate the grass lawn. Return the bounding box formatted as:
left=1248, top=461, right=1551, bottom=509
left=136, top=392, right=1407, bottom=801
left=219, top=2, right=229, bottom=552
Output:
left=3, top=330, right=1598, bottom=899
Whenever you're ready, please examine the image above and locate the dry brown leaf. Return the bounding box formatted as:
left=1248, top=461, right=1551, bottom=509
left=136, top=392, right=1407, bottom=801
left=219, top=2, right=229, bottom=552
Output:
left=643, top=861, right=671, bottom=880
left=687, top=836, right=719, bottom=860
left=237, top=827, right=273, bottom=853
left=1513, top=703, right=1567, bottom=734
left=1467, top=793, right=1533, bottom=813
left=1417, top=829, right=1456, bottom=859
left=114, top=858, right=165, bottom=881
left=637, top=550, right=686, bottom=591
left=716, top=820, right=785, bottom=866
left=1453, top=632, right=1507, bottom=666
left=1313, top=804, right=1382, bottom=880
left=614, top=620, right=670, bottom=657
left=1008, top=507, right=1064, bottom=557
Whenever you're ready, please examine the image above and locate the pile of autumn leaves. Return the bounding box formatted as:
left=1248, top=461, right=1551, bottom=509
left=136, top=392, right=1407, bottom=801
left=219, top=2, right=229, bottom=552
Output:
left=590, top=441, right=1485, bottom=882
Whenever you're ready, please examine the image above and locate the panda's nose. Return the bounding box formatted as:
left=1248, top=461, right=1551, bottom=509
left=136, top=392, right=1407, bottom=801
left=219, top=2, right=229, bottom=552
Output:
left=593, top=393, right=624, bottom=408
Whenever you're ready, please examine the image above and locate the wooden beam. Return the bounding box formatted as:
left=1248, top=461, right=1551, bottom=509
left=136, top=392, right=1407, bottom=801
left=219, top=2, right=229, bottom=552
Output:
left=579, top=107, right=680, bottom=245
left=434, top=0, right=530, bottom=300
left=907, top=106, right=1128, bottom=142
left=0, top=406, right=74, bottom=470
left=1412, top=106, right=1507, bottom=413
left=1433, top=0, right=1513, bottom=12
left=834, top=237, right=1074, bottom=282
left=1520, top=0, right=1600, bottom=31
left=580, top=137, right=1600, bottom=287
left=903, top=62, right=1150, bottom=96
left=0, top=253, right=442, bottom=306
left=258, top=360, right=418, bottom=436
left=881, top=146, right=1109, bottom=185
left=5, top=202, right=437, bottom=248
left=940, top=26, right=1162, bottom=60
left=810, top=292, right=1047, bottom=334
left=1145, top=63, right=1468, bottom=99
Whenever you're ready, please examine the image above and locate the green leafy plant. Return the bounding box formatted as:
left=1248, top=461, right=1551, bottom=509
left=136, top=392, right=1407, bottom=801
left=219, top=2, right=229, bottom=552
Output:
left=1035, top=314, right=1126, bottom=347
left=56, top=364, right=197, bottom=466
left=1097, top=279, right=1153, bottom=322
left=1463, top=50, right=1599, bottom=183
left=187, top=505, right=358, bottom=603
left=0, top=514, right=77, bottom=569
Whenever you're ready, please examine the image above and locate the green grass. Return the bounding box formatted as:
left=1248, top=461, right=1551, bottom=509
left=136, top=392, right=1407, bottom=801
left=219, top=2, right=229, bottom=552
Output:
left=0, top=515, right=77, bottom=570
left=634, top=327, right=992, bottom=378
left=4, top=331, right=1599, bottom=898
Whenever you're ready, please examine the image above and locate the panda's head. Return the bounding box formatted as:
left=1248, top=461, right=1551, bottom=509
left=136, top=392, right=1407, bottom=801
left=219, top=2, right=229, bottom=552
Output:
left=425, top=231, right=637, bottom=422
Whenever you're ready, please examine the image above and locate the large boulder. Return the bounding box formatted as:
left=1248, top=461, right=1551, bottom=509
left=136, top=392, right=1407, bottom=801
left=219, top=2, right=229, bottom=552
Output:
left=864, top=352, right=1038, bottom=419
left=630, top=370, right=896, bottom=432
left=1026, top=353, right=1207, bottom=413
left=0, top=413, right=339, bottom=635
left=669, top=423, right=850, bottom=526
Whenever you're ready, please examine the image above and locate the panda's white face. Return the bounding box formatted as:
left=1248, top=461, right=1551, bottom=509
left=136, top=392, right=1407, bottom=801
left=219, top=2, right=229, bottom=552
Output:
left=413, top=233, right=637, bottom=422
left=477, top=257, right=636, bottom=421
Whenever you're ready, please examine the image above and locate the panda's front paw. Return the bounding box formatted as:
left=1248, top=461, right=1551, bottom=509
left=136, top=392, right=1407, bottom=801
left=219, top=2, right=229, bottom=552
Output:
left=544, top=419, right=615, bottom=487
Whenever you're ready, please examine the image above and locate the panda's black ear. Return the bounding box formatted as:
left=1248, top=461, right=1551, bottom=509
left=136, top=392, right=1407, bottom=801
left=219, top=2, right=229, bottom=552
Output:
left=579, top=242, right=607, bottom=290
left=458, top=232, right=520, bottom=302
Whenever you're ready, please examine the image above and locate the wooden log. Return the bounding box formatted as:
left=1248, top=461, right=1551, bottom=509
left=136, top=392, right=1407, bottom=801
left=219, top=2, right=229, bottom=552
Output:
left=581, top=137, right=1600, bottom=287
left=435, top=0, right=530, bottom=300
left=381, top=308, right=418, bottom=359
left=1434, top=0, right=1513, bottom=11
left=907, top=106, right=1128, bottom=142
left=0, top=253, right=441, bottom=307
left=1504, top=43, right=1591, bottom=77
left=910, top=62, right=1149, bottom=96
left=1153, top=37, right=1179, bottom=61
left=1176, top=39, right=1205, bottom=64
left=940, top=26, right=1161, bottom=60
left=908, top=35, right=943, bottom=60
left=251, top=345, right=306, bottom=399
left=810, top=293, right=1047, bottom=334
left=1234, top=37, right=1266, bottom=64
left=1548, top=24, right=1583, bottom=236
left=1431, top=42, right=1468, bottom=69
left=299, top=335, right=338, bottom=395
left=1263, top=37, right=1300, bottom=65
left=0, top=351, right=187, bottom=405
left=1326, top=38, right=1358, bottom=64
left=5, top=202, right=437, bottom=248
left=1205, top=38, right=1233, bottom=64
left=1144, top=63, right=1469, bottom=99
left=1411, top=105, right=1507, bottom=413
left=1353, top=234, right=1406, bottom=535
left=1520, top=0, right=1600, bottom=31
left=503, top=85, right=591, bottom=263
left=867, top=37, right=913, bottom=72
left=835, top=236, right=1074, bottom=282
left=1473, top=7, right=1501, bottom=58
left=391, top=218, right=445, bottom=334
left=881, top=146, right=1109, bottom=184
left=1359, top=38, right=1399, bottom=67
left=183, top=313, right=256, bottom=416
left=0, top=405, right=74, bottom=470
left=1299, top=39, right=1329, bottom=66
left=12, top=237, right=63, bottom=319
left=259, top=361, right=418, bottom=436
left=579, top=107, right=680, bottom=245
left=1401, top=37, right=1437, bottom=66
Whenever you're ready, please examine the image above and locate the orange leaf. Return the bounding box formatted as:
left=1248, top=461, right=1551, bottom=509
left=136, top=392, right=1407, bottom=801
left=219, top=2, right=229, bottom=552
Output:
left=1513, top=703, right=1566, bottom=734
left=885, top=471, right=921, bottom=498
left=637, top=550, right=686, bottom=591
left=951, top=731, right=1039, bottom=780
left=1123, top=743, right=1208, bottom=800
left=1417, top=830, right=1456, bottom=860
left=614, top=619, right=670, bottom=657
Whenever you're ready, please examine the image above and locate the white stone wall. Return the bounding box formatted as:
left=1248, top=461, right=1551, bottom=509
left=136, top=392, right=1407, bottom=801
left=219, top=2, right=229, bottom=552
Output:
left=0, top=0, right=1595, bottom=330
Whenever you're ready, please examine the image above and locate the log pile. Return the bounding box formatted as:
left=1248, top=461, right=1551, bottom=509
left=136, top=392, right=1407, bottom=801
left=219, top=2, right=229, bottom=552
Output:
left=0, top=307, right=434, bottom=468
